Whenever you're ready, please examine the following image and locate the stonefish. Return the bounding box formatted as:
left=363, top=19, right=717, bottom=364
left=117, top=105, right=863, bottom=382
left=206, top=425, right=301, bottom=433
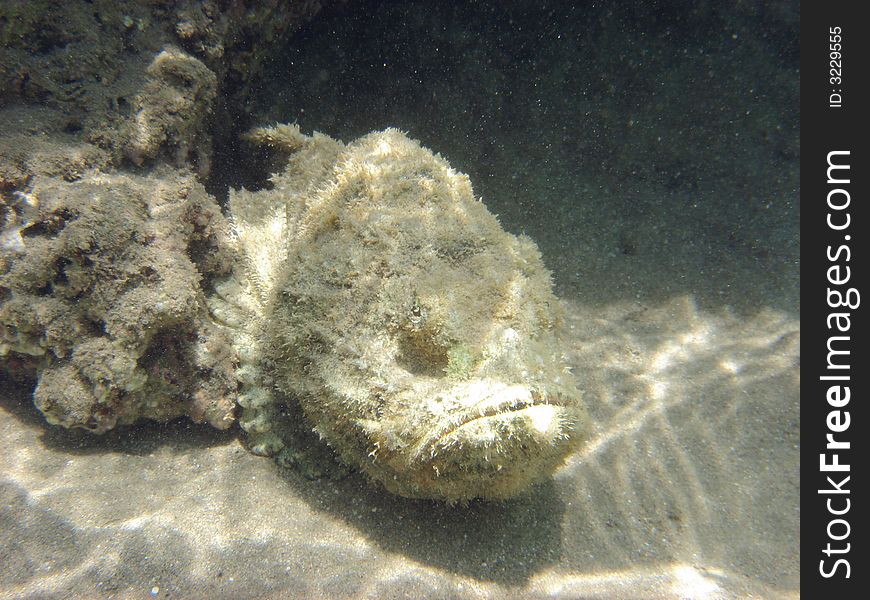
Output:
left=209, top=124, right=587, bottom=502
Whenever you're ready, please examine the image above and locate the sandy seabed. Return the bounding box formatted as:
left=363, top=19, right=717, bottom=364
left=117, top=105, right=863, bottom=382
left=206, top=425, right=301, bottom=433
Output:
left=1, top=290, right=799, bottom=599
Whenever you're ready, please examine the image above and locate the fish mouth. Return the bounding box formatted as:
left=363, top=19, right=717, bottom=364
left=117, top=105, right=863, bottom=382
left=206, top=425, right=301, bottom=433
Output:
left=446, top=403, right=567, bottom=439
left=412, top=380, right=575, bottom=461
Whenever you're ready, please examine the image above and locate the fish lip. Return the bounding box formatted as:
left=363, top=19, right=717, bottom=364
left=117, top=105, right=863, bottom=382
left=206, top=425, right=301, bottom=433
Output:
left=412, top=387, right=571, bottom=461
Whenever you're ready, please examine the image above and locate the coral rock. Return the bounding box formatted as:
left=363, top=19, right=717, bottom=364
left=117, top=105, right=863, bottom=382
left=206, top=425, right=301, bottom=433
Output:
left=1, top=168, right=236, bottom=432
left=122, top=47, right=217, bottom=171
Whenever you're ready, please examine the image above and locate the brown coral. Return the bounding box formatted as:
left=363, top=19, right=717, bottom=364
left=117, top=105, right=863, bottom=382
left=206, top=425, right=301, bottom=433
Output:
left=0, top=168, right=236, bottom=432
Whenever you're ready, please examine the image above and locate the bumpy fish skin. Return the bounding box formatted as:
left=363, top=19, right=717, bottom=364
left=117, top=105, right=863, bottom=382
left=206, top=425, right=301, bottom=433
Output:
left=211, top=125, right=587, bottom=502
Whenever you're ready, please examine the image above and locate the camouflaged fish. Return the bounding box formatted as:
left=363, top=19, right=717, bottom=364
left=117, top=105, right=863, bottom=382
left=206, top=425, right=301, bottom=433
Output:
left=208, top=124, right=587, bottom=502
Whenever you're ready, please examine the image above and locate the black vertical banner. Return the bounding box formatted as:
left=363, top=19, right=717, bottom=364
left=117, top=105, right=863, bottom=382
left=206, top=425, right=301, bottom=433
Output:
left=803, top=1, right=868, bottom=595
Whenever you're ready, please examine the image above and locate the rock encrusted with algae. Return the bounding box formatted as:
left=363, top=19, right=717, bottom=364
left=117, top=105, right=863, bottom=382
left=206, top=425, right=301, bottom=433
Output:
left=121, top=46, right=218, bottom=170
left=0, top=168, right=237, bottom=432
left=1, top=1, right=335, bottom=172
left=211, top=125, right=587, bottom=502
